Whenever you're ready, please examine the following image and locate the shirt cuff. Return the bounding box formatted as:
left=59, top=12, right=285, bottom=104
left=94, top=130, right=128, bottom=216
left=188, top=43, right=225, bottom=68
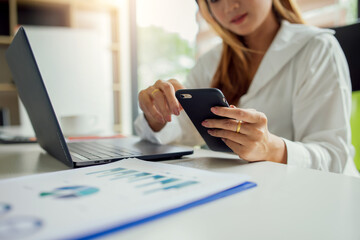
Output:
left=282, top=138, right=311, bottom=169
left=134, top=113, right=181, bottom=145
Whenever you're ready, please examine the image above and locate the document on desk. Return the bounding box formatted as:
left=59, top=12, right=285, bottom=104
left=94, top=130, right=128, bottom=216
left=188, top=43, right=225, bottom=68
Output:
left=0, top=158, right=256, bottom=239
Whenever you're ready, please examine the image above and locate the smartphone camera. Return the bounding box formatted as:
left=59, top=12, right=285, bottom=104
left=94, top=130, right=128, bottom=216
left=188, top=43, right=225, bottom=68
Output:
left=180, top=94, right=192, bottom=99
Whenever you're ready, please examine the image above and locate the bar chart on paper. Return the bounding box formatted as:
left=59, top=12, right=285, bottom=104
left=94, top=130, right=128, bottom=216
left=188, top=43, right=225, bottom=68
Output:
left=0, top=158, right=254, bottom=240
left=85, top=166, right=200, bottom=195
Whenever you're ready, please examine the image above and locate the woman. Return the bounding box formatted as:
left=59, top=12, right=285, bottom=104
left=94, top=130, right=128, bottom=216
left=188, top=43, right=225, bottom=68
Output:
left=135, top=0, right=356, bottom=173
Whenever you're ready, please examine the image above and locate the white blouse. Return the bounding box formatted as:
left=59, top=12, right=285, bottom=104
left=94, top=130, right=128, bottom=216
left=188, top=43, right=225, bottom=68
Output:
left=135, top=21, right=357, bottom=175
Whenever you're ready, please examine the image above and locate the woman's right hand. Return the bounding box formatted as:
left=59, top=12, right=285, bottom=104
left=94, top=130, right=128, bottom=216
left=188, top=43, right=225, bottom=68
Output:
left=138, top=79, right=185, bottom=132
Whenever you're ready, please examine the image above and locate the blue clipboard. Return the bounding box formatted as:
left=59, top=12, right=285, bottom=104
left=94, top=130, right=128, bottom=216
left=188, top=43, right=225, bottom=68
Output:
left=76, top=181, right=257, bottom=239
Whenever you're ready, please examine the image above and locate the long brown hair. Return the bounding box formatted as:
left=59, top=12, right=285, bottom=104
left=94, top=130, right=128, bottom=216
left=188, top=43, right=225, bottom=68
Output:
left=198, top=0, right=305, bottom=105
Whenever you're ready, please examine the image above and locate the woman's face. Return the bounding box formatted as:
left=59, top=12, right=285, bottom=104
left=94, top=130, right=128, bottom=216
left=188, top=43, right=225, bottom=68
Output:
left=206, top=0, right=274, bottom=36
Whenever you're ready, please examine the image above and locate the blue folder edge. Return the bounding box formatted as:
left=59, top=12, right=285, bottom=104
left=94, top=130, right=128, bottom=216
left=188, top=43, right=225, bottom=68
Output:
left=76, top=181, right=257, bottom=240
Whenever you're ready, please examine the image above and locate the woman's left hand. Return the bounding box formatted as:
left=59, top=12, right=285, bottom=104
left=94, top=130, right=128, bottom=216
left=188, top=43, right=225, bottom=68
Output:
left=201, top=106, right=287, bottom=164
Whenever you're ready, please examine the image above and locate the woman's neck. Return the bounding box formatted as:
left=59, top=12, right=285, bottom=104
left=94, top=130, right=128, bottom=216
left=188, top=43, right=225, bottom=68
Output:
left=243, top=12, right=280, bottom=53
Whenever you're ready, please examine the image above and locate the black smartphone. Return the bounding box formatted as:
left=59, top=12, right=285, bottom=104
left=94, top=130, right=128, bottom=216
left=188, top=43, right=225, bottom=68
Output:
left=175, top=88, right=232, bottom=152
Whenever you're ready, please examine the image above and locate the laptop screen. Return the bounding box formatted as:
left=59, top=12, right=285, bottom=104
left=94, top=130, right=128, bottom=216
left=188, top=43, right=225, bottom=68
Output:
left=6, top=27, right=74, bottom=167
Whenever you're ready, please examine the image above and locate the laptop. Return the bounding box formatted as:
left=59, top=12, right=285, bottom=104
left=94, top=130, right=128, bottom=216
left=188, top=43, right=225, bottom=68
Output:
left=5, top=26, right=193, bottom=168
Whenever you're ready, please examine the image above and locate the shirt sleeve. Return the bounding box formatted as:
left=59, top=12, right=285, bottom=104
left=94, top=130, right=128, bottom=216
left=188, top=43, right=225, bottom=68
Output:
left=284, top=34, right=354, bottom=173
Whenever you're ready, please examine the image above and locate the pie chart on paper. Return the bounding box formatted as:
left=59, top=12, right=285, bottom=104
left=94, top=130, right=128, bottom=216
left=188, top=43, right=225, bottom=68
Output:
left=39, top=186, right=99, bottom=199
left=0, top=203, right=11, bottom=216
left=0, top=216, right=42, bottom=239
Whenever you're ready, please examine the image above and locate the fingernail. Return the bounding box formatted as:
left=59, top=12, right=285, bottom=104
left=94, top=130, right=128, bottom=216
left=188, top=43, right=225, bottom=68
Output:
left=211, top=107, right=217, bottom=113
left=159, top=117, right=165, bottom=124
left=202, top=120, right=208, bottom=126
left=207, top=130, right=213, bottom=135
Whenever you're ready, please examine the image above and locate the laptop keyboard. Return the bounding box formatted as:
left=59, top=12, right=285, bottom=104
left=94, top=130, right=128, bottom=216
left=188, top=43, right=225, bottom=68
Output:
left=68, top=142, right=142, bottom=161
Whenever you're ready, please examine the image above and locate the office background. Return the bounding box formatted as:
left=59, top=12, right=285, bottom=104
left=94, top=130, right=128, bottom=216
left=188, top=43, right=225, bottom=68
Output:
left=0, top=0, right=358, bottom=135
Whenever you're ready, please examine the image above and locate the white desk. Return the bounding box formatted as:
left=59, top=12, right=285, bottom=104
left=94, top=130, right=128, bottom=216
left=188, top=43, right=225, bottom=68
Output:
left=1, top=143, right=360, bottom=240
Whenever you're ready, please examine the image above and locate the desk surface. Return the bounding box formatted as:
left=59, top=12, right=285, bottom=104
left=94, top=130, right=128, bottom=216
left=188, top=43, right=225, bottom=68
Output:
left=1, top=143, right=360, bottom=240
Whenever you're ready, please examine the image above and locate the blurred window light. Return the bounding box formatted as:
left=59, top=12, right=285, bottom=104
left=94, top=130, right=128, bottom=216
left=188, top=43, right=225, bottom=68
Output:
left=136, top=0, right=198, bottom=92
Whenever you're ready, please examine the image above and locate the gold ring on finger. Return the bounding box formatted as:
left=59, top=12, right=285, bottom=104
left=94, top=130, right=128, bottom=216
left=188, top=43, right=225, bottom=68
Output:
left=151, top=88, right=160, bottom=96
left=236, top=120, right=242, bottom=133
